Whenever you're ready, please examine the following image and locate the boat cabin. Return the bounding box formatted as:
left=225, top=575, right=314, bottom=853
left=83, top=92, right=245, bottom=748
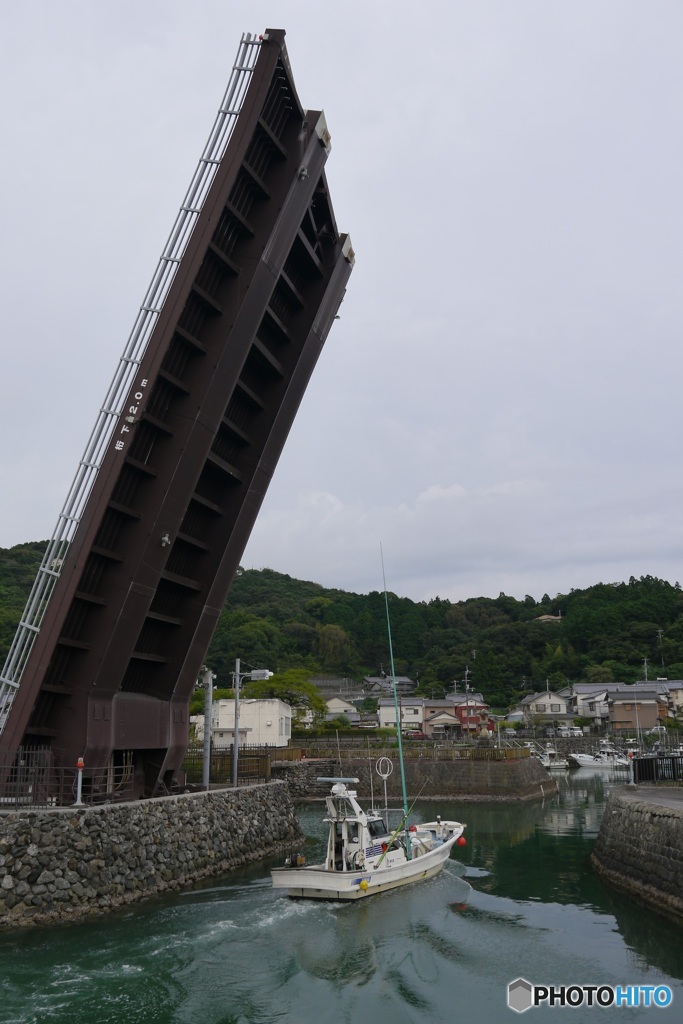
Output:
left=322, top=779, right=397, bottom=871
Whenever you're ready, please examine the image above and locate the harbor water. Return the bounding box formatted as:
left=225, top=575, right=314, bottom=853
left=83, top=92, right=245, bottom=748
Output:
left=1, top=770, right=682, bottom=1023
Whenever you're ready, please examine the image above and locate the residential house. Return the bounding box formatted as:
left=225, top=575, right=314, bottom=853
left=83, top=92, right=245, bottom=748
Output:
left=607, top=687, right=667, bottom=734
left=377, top=697, right=424, bottom=731
left=636, top=679, right=683, bottom=720
left=558, top=683, right=610, bottom=727
left=192, top=698, right=292, bottom=747
left=447, top=693, right=492, bottom=735
left=511, top=690, right=573, bottom=727
left=423, top=700, right=462, bottom=740
left=660, top=680, right=683, bottom=717
left=364, top=674, right=416, bottom=696
left=325, top=697, right=360, bottom=725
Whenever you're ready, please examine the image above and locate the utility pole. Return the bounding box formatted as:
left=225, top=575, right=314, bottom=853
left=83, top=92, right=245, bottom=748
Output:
left=464, top=668, right=471, bottom=736
left=201, top=666, right=216, bottom=791
left=232, top=661, right=273, bottom=787
left=233, top=657, right=241, bottom=790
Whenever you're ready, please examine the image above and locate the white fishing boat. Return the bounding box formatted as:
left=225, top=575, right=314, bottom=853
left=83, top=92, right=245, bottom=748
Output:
left=271, top=776, right=466, bottom=900
left=568, top=741, right=629, bottom=769
left=271, top=549, right=467, bottom=900
left=534, top=742, right=570, bottom=770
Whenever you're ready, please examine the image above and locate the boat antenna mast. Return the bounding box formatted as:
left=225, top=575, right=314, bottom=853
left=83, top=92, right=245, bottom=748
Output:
left=380, top=544, right=411, bottom=857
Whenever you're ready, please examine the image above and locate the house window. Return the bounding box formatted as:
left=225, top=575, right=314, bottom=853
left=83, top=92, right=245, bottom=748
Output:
left=536, top=703, right=546, bottom=712
left=551, top=704, right=560, bottom=712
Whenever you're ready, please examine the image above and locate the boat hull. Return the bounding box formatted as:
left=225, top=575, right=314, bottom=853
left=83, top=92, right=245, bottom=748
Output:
left=272, top=830, right=459, bottom=900
left=568, top=753, right=629, bottom=769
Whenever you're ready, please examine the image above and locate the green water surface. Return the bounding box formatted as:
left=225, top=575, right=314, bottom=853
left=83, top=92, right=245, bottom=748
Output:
left=1, top=771, right=681, bottom=1023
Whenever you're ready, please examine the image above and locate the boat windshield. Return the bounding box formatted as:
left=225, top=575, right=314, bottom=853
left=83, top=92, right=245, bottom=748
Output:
left=367, top=818, right=388, bottom=839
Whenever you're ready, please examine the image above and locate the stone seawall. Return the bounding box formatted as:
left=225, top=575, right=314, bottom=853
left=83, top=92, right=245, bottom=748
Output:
left=591, top=787, right=683, bottom=924
left=274, top=754, right=557, bottom=802
left=0, top=781, right=301, bottom=930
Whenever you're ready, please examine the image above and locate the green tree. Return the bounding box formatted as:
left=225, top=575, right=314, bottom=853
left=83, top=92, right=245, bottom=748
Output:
left=241, top=669, right=327, bottom=722
left=585, top=664, right=614, bottom=684
left=316, top=623, right=353, bottom=671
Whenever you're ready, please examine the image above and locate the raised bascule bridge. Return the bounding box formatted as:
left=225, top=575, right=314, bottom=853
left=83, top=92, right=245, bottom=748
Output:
left=0, top=29, right=353, bottom=801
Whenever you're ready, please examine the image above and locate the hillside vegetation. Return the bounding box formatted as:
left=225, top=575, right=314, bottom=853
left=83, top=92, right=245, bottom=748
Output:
left=2, top=542, right=682, bottom=708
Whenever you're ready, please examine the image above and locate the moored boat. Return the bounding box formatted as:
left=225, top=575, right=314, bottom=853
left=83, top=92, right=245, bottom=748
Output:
left=568, top=741, right=629, bottom=769
left=523, top=741, right=570, bottom=770
left=271, top=776, right=466, bottom=900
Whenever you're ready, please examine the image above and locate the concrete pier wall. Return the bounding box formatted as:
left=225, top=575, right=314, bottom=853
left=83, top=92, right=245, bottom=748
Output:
left=0, top=754, right=556, bottom=929
left=0, top=781, right=301, bottom=930
left=274, top=753, right=557, bottom=802
left=591, top=787, right=683, bottom=924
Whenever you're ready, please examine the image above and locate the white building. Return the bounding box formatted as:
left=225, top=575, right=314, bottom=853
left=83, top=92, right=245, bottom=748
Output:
left=511, top=690, right=573, bottom=726
left=377, top=697, right=424, bottom=730
left=558, top=684, right=610, bottom=725
left=193, top=698, right=292, bottom=747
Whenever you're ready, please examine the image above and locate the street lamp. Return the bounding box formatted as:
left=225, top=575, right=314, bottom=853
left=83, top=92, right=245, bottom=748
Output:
left=232, top=658, right=273, bottom=787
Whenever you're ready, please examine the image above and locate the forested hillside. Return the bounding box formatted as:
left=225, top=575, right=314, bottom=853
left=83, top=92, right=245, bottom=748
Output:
left=2, top=541, right=683, bottom=708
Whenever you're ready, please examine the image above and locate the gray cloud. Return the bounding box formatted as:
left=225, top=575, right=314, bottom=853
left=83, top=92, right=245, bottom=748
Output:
left=1, top=1, right=682, bottom=603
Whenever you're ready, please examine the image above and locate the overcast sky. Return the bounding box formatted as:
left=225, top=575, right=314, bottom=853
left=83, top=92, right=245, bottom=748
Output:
left=1, top=1, right=682, bottom=604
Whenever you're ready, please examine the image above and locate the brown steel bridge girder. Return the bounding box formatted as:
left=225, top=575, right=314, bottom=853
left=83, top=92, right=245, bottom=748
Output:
left=2, top=29, right=353, bottom=797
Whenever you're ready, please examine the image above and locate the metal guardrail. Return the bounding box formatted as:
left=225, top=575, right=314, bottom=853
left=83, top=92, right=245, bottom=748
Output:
left=181, top=744, right=272, bottom=786
left=0, top=749, right=135, bottom=810
left=633, top=754, right=683, bottom=784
